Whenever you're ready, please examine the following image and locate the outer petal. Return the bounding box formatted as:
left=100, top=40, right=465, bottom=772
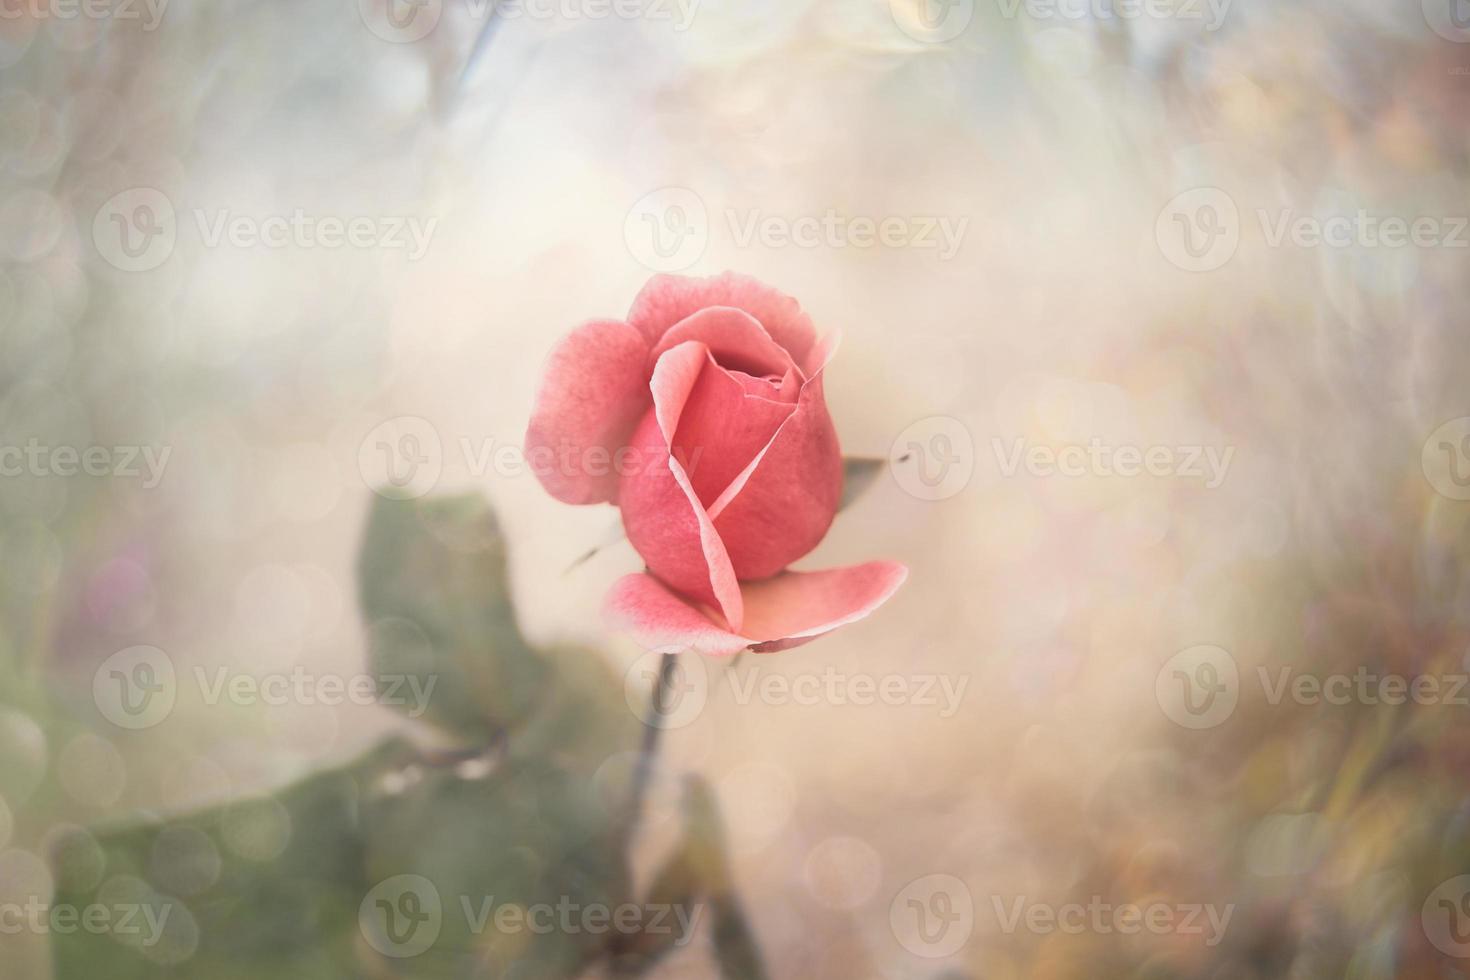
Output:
left=629, top=272, right=822, bottom=374
left=741, top=561, right=909, bottom=652
left=709, top=372, right=843, bottom=580
left=604, top=562, right=908, bottom=655
left=618, top=342, right=744, bottom=631
left=524, top=318, right=650, bottom=505
left=604, top=573, right=753, bottom=656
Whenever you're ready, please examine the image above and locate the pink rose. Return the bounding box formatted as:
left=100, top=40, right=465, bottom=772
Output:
left=526, top=272, right=907, bottom=655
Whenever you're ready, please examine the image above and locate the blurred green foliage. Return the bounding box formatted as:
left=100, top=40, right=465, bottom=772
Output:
left=48, top=493, right=765, bottom=979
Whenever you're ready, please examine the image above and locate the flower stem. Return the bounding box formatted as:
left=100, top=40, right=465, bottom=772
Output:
left=629, top=651, right=677, bottom=830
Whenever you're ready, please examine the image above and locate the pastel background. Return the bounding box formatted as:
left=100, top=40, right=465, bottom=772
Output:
left=2, top=0, right=1470, bottom=976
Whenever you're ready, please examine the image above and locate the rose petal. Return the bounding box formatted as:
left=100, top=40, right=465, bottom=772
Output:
left=648, top=306, right=798, bottom=381
left=629, top=272, right=822, bottom=373
left=741, top=561, right=909, bottom=652
left=728, top=367, right=799, bottom=404
left=524, top=318, right=650, bottom=505
left=604, top=561, right=908, bottom=655
left=618, top=341, right=744, bottom=630
left=604, top=572, right=753, bottom=656
left=673, top=355, right=796, bottom=507
left=708, top=372, right=843, bottom=580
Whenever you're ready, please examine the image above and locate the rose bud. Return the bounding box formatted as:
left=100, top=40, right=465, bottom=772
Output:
left=526, top=272, right=906, bottom=654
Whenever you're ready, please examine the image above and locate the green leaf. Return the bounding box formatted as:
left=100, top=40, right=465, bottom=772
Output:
left=47, top=728, right=647, bottom=980
left=358, top=738, right=634, bottom=976
left=357, top=492, right=549, bottom=741
left=47, top=740, right=407, bottom=980
left=49, top=492, right=757, bottom=979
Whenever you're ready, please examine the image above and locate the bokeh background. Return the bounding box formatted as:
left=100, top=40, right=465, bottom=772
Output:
left=3, top=0, right=1470, bottom=976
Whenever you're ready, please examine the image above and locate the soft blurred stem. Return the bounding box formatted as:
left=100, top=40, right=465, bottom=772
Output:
left=629, top=651, right=678, bottom=831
